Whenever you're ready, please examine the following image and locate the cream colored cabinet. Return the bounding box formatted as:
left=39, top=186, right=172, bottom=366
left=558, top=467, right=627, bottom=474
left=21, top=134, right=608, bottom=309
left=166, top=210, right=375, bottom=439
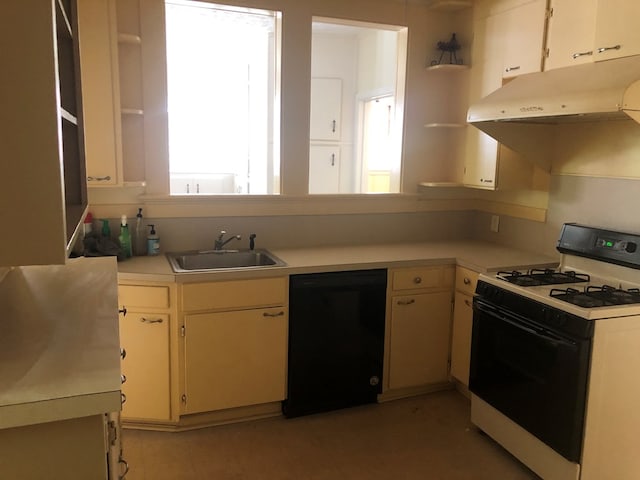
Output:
left=497, top=0, right=548, bottom=79
left=1, top=0, right=87, bottom=266
left=387, top=266, right=454, bottom=390
left=545, top=0, right=598, bottom=70
left=77, top=0, right=123, bottom=187
left=0, top=414, right=112, bottom=480
left=180, top=277, right=288, bottom=415
left=592, top=0, right=640, bottom=61
left=450, top=266, right=479, bottom=387
left=546, top=0, right=640, bottom=70
left=118, top=283, right=173, bottom=422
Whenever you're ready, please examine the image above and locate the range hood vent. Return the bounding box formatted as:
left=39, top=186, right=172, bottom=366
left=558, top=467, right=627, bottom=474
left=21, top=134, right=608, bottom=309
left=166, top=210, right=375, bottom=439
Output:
left=467, top=55, right=640, bottom=125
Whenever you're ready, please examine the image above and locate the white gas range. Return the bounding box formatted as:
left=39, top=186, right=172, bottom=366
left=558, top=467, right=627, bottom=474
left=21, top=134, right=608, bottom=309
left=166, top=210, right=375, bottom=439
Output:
left=470, top=224, right=640, bottom=480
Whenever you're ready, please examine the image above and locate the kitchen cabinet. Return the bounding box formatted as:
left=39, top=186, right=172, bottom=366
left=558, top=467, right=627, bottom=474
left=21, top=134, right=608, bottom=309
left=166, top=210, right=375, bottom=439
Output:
left=449, top=266, right=479, bottom=387
left=77, top=0, right=123, bottom=187
left=310, top=78, right=342, bottom=141
left=545, top=0, right=640, bottom=70
left=495, top=0, right=548, bottom=79
left=0, top=414, right=118, bottom=480
left=180, top=277, right=288, bottom=415
left=1, top=0, right=87, bottom=266
left=118, top=283, right=174, bottom=422
left=309, top=145, right=341, bottom=194
left=387, top=266, right=454, bottom=390
left=544, top=0, right=597, bottom=70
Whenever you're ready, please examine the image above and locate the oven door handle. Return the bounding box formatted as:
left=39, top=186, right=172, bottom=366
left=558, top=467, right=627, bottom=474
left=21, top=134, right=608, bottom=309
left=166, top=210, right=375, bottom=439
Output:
left=475, top=301, right=578, bottom=349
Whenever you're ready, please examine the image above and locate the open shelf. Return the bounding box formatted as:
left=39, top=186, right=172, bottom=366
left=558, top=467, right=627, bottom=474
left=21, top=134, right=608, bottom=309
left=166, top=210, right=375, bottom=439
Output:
left=426, top=0, right=473, bottom=11
left=426, top=63, right=469, bottom=71
left=424, top=123, right=466, bottom=128
left=419, top=181, right=465, bottom=188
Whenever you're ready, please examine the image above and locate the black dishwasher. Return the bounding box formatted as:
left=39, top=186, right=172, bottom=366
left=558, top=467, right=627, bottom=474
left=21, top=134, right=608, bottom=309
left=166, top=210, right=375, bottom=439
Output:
left=283, top=269, right=387, bottom=418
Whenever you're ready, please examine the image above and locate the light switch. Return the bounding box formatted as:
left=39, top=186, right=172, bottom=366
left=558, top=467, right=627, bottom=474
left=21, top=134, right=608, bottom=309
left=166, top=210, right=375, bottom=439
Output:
left=490, top=215, right=500, bottom=233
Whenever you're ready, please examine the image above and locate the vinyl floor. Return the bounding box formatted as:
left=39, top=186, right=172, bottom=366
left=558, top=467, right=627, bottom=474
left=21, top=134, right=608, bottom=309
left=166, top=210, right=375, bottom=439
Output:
left=122, top=390, right=540, bottom=480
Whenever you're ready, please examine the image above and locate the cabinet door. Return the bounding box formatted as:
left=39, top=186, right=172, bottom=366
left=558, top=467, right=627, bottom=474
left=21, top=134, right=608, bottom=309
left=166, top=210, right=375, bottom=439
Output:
left=594, top=0, right=640, bottom=61
left=500, top=0, right=548, bottom=78
left=119, top=312, right=171, bottom=421
left=309, top=145, right=341, bottom=194
left=310, top=78, right=342, bottom=141
left=450, top=291, right=474, bottom=386
left=545, top=0, right=597, bottom=70
left=184, top=307, right=288, bottom=414
left=388, top=291, right=452, bottom=390
left=77, top=0, right=123, bottom=186
left=463, top=130, right=498, bottom=188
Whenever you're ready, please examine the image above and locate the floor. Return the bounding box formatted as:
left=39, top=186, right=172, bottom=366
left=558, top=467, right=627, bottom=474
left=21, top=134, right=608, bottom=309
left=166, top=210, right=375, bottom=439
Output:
left=122, top=390, right=539, bottom=480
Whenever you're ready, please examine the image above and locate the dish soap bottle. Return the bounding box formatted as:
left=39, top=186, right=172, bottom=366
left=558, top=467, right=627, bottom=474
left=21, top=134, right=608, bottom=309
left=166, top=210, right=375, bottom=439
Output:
left=147, top=224, right=160, bottom=256
left=134, top=208, right=145, bottom=256
left=119, top=215, right=132, bottom=258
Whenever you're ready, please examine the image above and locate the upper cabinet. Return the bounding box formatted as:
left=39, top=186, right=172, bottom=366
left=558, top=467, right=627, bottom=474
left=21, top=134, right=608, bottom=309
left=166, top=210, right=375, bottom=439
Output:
left=1, top=0, right=87, bottom=266
left=592, top=0, right=640, bottom=61
left=545, top=0, right=640, bottom=70
left=496, top=0, right=548, bottom=79
left=310, top=78, right=342, bottom=142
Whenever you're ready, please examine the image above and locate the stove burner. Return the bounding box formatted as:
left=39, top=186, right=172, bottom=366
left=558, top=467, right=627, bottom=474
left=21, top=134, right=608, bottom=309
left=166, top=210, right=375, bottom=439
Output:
left=497, top=269, right=590, bottom=287
left=550, top=285, right=640, bottom=308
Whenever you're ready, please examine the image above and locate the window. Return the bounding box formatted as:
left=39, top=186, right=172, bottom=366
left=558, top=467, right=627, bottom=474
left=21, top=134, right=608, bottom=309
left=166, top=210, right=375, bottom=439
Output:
left=165, top=1, right=281, bottom=195
left=309, top=19, right=406, bottom=194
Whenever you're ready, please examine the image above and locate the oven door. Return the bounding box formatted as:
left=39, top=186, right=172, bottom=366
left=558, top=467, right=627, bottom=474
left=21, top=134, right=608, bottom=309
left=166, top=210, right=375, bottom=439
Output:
left=469, top=297, right=591, bottom=463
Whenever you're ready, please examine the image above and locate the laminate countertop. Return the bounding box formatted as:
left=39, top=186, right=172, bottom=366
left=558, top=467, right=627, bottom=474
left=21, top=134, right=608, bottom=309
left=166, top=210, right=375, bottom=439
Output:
left=117, top=240, right=558, bottom=283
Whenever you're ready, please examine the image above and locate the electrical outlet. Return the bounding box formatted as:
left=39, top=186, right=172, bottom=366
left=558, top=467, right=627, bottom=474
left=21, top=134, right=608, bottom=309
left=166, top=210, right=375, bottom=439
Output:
left=490, top=215, right=500, bottom=233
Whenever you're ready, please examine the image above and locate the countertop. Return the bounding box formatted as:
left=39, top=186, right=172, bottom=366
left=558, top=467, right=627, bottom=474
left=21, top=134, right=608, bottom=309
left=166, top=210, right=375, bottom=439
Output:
left=117, top=240, right=558, bottom=282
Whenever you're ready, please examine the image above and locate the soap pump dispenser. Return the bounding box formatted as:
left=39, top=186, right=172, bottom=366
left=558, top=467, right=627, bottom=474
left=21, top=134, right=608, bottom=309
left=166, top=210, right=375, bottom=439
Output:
left=147, top=224, right=160, bottom=256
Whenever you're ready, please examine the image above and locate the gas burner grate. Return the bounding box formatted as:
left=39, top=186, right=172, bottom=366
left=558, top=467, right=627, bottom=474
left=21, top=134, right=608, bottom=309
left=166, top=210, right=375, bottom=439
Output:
left=497, top=269, right=590, bottom=287
left=550, top=285, right=640, bottom=308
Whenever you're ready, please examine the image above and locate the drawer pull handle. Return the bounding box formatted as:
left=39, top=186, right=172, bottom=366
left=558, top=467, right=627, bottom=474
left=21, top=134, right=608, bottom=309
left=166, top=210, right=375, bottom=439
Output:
left=464, top=299, right=472, bottom=307
left=463, top=277, right=471, bottom=285
left=505, top=65, right=520, bottom=73
left=120, top=348, right=127, bottom=360
left=413, top=276, right=422, bottom=284
left=397, top=299, right=416, bottom=306
left=263, top=311, right=285, bottom=317
left=119, top=307, right=127, bottom=317
left=572, top=50, right=593, bottom=59
left=119, top=457, right=129, bottom=479
left=140, top=317, right=164, bottom=324
left=121, top=393, right=127, bottom=405
left=121, top=374, right=127, bottom=384
left=87, top=175, right=112, bottom=182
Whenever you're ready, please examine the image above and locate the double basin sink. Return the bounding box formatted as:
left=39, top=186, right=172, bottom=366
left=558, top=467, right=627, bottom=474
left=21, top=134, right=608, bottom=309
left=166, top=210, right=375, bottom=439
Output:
left=167, top=249, right=286, bottom=273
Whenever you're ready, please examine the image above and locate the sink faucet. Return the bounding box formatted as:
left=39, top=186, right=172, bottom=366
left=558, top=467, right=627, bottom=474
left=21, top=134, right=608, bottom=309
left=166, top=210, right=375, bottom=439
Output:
left=214, top=230, right=241, bottom=250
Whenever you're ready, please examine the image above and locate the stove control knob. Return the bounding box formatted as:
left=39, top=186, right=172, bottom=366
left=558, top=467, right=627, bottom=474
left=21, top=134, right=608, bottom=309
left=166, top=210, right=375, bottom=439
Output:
left=626, top=242, right=637, bottom=253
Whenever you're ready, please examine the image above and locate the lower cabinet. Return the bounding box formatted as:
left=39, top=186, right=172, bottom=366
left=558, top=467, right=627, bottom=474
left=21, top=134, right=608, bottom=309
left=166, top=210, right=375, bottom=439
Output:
left=449, top=266, right=479, bottom=387
left=183, top=307, right=288, bottom=414
left=180, top=277, right=288, bottom=416
left=118, top=283, right=174, bottom=422
left=387, top=265, right=454, bottom=392
left=389, top=291, right=454, bottom=389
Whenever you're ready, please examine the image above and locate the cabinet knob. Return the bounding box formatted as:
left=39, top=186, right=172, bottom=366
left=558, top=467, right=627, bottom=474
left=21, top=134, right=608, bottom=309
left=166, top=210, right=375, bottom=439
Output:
left=121, top=374, right=127, bottom=384
left=463, top=277, right=471, bottom=285
left=413, top=276, right=422, bottom=284
left=597, top=44, right=621, bottom=54
left=464, top=299, right=472, bottom=307
left=121, top=393, right=127, bottom=405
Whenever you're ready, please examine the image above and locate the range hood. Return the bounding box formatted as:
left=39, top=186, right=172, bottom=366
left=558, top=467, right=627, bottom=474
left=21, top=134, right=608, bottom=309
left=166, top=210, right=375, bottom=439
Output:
left=468, top=55, right=640, bottom=125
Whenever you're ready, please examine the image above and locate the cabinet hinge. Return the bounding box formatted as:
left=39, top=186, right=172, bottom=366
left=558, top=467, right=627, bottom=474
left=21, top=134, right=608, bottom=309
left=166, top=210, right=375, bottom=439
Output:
left=547, top=7, right=553, bottom=19
left=545, top=47, right=550, bottom=58
left=181, top=394, right=187, bottom=404
left=181, top=325, right=185, bottom=337
left=107, top=420, right=117, bottom=446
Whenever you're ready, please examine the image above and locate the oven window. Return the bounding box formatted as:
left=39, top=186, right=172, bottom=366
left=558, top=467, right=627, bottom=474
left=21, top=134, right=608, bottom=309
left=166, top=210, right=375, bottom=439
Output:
left=469, top=301, right=591, bottom=462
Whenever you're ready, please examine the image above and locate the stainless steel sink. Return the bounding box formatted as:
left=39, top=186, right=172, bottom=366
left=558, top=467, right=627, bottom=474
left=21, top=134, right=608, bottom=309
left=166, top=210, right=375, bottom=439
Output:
left=166, top=249, right=286, bottom=273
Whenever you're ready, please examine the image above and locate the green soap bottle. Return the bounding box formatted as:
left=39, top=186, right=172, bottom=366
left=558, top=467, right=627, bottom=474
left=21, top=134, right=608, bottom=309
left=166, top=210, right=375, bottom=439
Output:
left=119, top=215, right=132, bottom=258
left=101, top=219, right=111, bottom=237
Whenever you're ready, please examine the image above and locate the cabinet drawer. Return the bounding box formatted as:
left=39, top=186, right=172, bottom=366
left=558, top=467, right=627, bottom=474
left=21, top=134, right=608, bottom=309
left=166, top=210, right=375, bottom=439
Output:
left=392, top=266, right=453, bottom=291
left=455, top=267, right=479, bottom=295
left=118, top=285, right=170, bottom=309
left=182, top=277, right=287, bottom=312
